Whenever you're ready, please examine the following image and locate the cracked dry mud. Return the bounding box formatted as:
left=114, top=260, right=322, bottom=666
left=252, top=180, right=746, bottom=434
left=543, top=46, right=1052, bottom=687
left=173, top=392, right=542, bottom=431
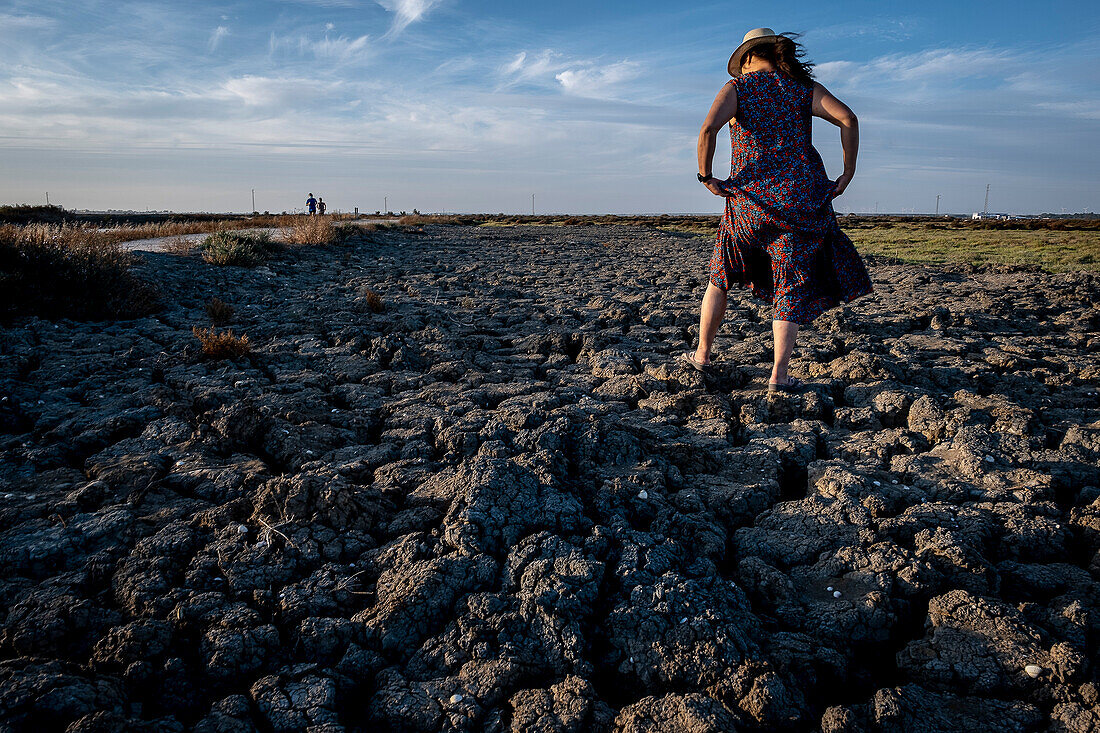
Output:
left=1, top=224, right=1099, bottom=732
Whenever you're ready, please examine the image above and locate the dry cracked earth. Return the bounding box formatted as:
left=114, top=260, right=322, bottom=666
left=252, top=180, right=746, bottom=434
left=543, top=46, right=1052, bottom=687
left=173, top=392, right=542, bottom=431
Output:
left=1, top=224, right=1099, bottom=732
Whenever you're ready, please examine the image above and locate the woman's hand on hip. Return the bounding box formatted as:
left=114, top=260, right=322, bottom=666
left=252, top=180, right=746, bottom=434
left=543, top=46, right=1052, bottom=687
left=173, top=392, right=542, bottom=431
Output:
left=704, top=179, right=727, bottom=196
left=831, top=172, right=853, bottom=198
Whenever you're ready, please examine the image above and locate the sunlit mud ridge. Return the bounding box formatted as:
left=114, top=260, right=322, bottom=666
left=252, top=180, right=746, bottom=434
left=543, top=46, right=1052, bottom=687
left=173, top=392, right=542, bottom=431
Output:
left=1, top=224, right=1098, bottom=732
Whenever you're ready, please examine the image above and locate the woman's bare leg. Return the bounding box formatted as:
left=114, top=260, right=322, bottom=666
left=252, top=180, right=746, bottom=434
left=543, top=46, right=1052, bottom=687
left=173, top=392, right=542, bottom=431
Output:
left=694, top=283, right=727, bottom=363
left=770, top=319, right=799, bottom=384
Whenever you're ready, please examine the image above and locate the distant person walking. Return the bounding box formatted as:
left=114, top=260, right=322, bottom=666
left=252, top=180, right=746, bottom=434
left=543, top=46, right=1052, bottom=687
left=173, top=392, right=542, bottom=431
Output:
left=684, top=28, right=873, bottom=392
left=306, top=193, right=317, bottom=215
left=318, top=198, right=327, bottom=215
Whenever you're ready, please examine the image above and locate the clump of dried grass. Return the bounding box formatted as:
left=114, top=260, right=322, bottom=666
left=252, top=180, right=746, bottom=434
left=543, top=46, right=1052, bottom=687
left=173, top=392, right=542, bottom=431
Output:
left=281, top=217, right=363, bottom=246
left=200, top=230, right=277, bottom=266
left=205, top=297, right=234, bottom=325
left=193, top=326, right=251, bottom=359
left=164, top=236, right=198, bottom=255
left=282, top=216, right=337, bottom=245
left=0, top=223, right=158, bottom=321
left=360, top=288, right=385, bottom=313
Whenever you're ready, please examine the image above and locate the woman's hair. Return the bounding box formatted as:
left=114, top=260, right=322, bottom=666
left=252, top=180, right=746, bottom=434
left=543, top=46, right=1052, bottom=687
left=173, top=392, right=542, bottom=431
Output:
left=743, top=33, right=815, bottom=87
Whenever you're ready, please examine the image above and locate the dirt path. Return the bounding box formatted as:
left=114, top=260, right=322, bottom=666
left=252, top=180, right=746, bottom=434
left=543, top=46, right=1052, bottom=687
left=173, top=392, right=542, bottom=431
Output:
left=120, top=219, right=403, bottom=252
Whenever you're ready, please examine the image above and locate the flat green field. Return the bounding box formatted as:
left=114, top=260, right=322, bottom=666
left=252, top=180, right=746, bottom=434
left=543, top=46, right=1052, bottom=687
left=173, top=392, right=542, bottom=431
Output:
left=844, top=224, right=1100, bottom=272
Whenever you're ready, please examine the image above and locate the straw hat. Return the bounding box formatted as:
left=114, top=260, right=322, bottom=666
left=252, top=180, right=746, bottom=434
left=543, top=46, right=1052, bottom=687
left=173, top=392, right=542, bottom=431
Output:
left=727, top=27, right=780, bottom=76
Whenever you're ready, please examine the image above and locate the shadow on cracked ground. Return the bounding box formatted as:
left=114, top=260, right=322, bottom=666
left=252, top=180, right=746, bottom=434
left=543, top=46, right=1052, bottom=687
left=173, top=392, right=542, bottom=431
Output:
left=1, top=224, right=1099, bottom=732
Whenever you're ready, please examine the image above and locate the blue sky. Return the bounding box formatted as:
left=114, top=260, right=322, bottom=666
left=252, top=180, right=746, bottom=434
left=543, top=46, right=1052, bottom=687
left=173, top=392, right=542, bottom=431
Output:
left=0, top=0, right=1097, bottom=214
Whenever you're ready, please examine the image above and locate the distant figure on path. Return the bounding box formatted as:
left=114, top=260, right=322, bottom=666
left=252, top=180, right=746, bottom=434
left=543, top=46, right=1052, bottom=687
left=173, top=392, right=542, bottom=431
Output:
left=306, top=193, right=317, bottom=215
left=684, top=29, right=873, bottom=392
left=318, top=198, right=327, bottom=215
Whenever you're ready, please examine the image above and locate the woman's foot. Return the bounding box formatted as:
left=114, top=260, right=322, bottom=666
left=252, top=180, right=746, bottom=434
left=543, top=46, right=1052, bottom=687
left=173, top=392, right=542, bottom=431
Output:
left=768, top=376, right=807, bottom=393
left=680, top=351, right=710, bottom=372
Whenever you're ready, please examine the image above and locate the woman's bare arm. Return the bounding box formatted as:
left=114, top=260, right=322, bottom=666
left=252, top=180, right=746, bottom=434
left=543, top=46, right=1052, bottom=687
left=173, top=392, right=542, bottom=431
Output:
left=697, top=82, right=738, bottom=196
left=812, top=82, right=858, bottom=196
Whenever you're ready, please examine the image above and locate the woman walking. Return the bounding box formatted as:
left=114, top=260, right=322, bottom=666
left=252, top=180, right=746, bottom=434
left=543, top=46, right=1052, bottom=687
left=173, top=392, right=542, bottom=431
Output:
left=684, top=28, right=872, bottom=392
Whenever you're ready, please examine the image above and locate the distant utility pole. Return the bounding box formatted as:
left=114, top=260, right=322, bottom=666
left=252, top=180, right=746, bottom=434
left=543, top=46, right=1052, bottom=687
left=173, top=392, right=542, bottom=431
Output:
left=384, top=196, right=388, bottom=214
left=531, top=193, right=535, bottom=215
left=45, top=192, right=50, bottom=206
left=984, top=183, right=990, bottom=214
left=875, top=201, right=879, bottom=214
left=935, top=194, right=941, bottom=215
left=251, top=189, right=255, bottom=213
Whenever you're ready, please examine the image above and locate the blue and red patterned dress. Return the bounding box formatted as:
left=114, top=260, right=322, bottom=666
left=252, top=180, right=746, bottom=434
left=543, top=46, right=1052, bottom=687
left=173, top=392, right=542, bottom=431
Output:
left=708, top=70, right=872, bottom=324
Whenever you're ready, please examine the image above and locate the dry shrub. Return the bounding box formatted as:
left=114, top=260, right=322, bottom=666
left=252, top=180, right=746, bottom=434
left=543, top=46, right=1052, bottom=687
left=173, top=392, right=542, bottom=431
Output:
left=282, top=216, right=337, bottom=245
left=164, top=236, right=198, bottom=255
left=0, top=223, right=158, bottom=321
left=200, top=231, right=277, bottom=266
left=205, top=297, right=234, bottom=325
left=193, top=326, right=251, bottom=359
left=361, top=289, right=385, bottom=313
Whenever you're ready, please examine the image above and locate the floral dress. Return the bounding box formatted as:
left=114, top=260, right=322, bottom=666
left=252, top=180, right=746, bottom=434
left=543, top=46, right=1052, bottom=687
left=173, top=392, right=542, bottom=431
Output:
left=708, top=70, right=873, bottom=324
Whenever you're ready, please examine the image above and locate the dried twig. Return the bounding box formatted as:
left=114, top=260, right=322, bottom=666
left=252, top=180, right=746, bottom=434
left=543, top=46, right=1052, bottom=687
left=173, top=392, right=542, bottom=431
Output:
left=335, top=568, right=373, bottom=595
left=256, top=516, right=298, bottom=549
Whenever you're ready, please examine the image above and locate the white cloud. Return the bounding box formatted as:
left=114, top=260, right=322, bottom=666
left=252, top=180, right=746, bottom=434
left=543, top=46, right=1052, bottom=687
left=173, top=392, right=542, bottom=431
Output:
left=209, top=26, right=229, bottom=51
left=0, top=12, right=54, bottom=30
left=555, top=61, right=639, bottom=98
left=815, top=48, right=1011, bottom=93
left=313, top=34, right=370, bottom=60
left=503, top=51, right=527, bottom=75
left=803, top=18, right=916, bottom=44
left=376, top=0, right=443, bottom=35
left=498, top=51, right=639, bottom=98
left=268, top=30, right=371, bottom=61
left=221, top=75, right=338, bottom=107
left=1034, top=101, right=1100, bottom=120
left=499, top=50, right=560, bottom=84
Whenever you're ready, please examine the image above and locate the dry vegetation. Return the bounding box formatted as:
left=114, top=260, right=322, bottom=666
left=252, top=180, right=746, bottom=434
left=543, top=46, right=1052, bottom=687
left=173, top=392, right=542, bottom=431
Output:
left=192, top=326, right=251, bottom=359
left=844, top=223, right=1100, bottom=272
left=280, top=216, right=350, bottom=246
left=360, top=288, right=385, bottom=313
left=205, top=297, right=234, bottom=325
left=0, top=223, right=158, bottom=321
left=200, top=231, right=279, bottom=266
left=395, top=214, right=1100, bottom=272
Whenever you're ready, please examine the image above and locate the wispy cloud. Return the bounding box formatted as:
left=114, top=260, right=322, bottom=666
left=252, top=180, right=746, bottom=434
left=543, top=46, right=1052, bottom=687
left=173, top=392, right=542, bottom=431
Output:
left=220, top=75, right=341, bottom=107
left=208, top=26, right=229, bottom=51
left=555, top=60, right=639, bottom=98
left=0, top=12, right=55, bottom=30
left=498, top=51, right=639, bottom=98
left=815, top=48, right=1012, bottom=93
left=376, top=0, right=443, bottom=36
left=803, top=18, right=917, bottom=44
left=498, top=50, right=561, bottom=86
left=268, top=30, right=371, bottom=62
left=313, top=33, right=370, bottom=60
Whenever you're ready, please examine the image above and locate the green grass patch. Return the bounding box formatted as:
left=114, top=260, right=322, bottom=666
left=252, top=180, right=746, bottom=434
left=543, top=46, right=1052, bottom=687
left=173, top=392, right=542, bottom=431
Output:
left=846, top=225, right=1100, bottom=272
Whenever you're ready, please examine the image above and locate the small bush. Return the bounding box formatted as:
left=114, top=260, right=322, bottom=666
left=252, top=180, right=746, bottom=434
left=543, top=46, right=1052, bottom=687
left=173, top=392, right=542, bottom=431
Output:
left=283, top=216, right=337, bottom=246
left=200, top=231, right=277, bottom=266
left=362, top=289, right=385, bottom=313
left=0, top=223, right=158, bottom=321
left=193, top=326, right=251, bottom=359
left=205, top=297, right=234, bottom=325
